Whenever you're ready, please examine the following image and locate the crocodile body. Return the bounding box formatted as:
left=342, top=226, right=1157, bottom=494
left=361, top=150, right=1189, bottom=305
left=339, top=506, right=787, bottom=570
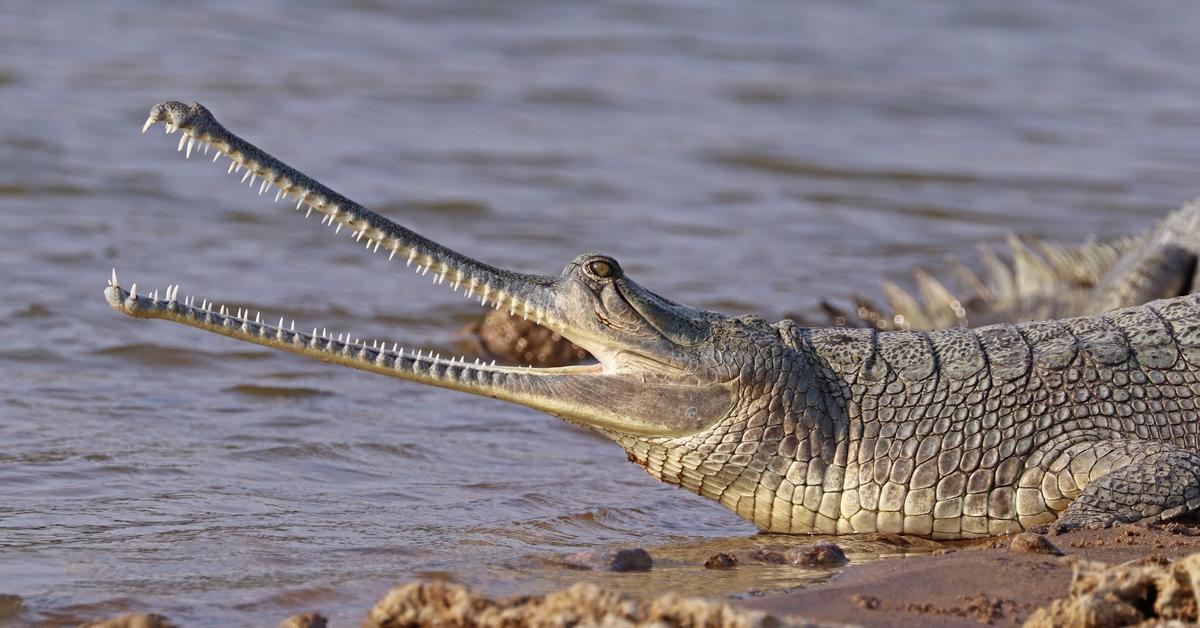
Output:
left=108, top=101, right=1200, bottom=539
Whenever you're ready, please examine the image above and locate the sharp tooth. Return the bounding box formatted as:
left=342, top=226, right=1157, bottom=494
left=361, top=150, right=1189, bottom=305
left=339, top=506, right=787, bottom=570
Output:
left=421, top=266, right=430, bottom=276
left=203, top=143, right=210, bottom=155
left=141, top=116, right=155, bottom=133
left=185, top=136, right=195, bottom=158
left=373, top=240, right=381, bottom=253
left=278, top=316, right=284, bottom=328
left=335, top=223, right=343, bottom=234
left=407, top=251, right=417, bottom=267
left=415, top=265, right=424, bottom=275
left=354, top=231, right=363, bottom=242
left=130, top=283, right=138, bottom=299
left=166, top=123, right=177, bottom=134
left=259, top=179, right=269, bottom=195
left=249, top=173, right=257, bottom=187
left=305, top=207, right=313, bottom=218
left=296, top=192, right=307, bottom=209
left=274, top=189, right=283, bottom=203
left=290, top=321, right=296, bottom=331
left=389, top=246, right=398, bottom=260
left=241, top=170, right=252, bottom=183
left=177, top=134, right=188, bottom=151
left=110, top=268, right=118, bottom=287
left=227, top=160, right=237, bottom=174
left=255, top=312, right=262, bottom=324
left=365, top=239, right=373, bottom=249
left=234, top=162, right=242, bottom=173
left=151, top=289, right=158, bottom=300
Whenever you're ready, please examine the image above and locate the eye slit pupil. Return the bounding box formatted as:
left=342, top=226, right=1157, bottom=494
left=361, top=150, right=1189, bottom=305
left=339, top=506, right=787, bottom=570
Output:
left=589, top=260, right=612, bottom=278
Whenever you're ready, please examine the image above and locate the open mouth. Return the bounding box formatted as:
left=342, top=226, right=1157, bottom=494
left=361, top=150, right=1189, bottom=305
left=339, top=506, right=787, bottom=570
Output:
left=106, top=101, right=600, bottom=391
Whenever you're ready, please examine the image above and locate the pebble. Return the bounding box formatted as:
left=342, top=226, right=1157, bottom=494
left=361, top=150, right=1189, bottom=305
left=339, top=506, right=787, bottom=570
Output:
left=1010, top=532, right=1064, bottom=556
left=567, top=548, right=654, bottom=572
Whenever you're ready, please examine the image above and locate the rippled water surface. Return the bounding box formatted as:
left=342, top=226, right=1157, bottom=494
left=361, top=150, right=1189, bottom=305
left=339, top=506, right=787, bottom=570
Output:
left=4, top=0, right=1200, bottom=624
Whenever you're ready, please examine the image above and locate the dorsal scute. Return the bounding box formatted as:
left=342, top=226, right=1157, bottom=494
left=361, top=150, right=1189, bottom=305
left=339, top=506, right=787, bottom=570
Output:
left=1059, top=315, right=1130, bottom=366
left=928, top=328, right=985, bottom=380
left=1148, top=296, right=1200, bottom=367
left=973, top=323, right=1031, bottom=381
left=1018, top=320, right=1077, bottom=371
left=877, top=331, right=936, bottom=381
left=1105, top=305, right=1178, bottom=369
left=808, top=327, right=875, bottom=376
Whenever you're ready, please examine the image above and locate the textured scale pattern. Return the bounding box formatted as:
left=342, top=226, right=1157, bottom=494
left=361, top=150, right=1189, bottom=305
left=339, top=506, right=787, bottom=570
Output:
left=621, top=294, right=1200, bottom=539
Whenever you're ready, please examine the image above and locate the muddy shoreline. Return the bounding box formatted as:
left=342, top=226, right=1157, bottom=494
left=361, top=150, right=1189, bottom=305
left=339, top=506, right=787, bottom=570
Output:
left=20, top=523, right=1197, bottom=626
left=740, top=523, right=1200, bottom=626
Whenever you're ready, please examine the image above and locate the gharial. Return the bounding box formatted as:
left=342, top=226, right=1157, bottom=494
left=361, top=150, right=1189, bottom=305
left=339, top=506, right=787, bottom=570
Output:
left=472, top=197, right=1200, bottom=364
left=108, top=101, right=1200, bottom=539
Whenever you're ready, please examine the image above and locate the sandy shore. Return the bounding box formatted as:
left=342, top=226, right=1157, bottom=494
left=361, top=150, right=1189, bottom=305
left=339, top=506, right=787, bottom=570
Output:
left=740, top=523, right=1200, bottom=626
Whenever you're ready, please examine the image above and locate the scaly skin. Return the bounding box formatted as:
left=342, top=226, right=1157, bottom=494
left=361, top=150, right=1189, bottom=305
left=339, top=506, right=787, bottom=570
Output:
left=109, top=101, right=1200, bottom=539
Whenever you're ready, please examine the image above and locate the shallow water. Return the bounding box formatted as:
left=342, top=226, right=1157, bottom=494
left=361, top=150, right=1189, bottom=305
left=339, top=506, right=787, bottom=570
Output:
left=3, top=0, right=1200, bottom=624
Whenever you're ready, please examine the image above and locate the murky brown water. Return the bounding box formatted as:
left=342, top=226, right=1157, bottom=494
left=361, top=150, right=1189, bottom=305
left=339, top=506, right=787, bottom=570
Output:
left=4, top=0, right=1200, bottom=624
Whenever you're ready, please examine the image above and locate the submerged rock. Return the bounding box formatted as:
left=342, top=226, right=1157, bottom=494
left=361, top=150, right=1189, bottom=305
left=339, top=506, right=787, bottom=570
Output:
left=1026, top=553, right=1200, bottom=626
left=363, top=580, right=810, bottom=627
left=280, top=611, right=328, bottom=628
left=566, top=548, right=654, bottom=572
left=740, top=541, right=848, bottom=567
left=705, top=553, right=740, bottom=570
left=785, top=541, right=848, bottom=567
left=84, top=614, right=176, bottom=628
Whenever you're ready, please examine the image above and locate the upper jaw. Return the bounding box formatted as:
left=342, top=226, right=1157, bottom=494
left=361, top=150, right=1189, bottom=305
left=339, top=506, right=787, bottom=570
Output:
left=141, top=100, right=567, bottom=335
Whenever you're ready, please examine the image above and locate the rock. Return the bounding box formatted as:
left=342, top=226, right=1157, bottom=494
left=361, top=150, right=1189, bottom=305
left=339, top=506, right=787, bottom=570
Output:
left=468, top=310, right=590, bottom=367
left=785, top=541, right=849, bottom=566
left=742, top=542, right=847, bottom=567
left=1010, top=532, right=1064, bottom=556
left=849, top=594, right=881, bottom=610
left=0, top=595, right=22, bottom=620
left=705, top=553, right=739, bottom=569
left=1026, top=553, right=1200, bottom=626
left=279, top=611, right=328, bottom=628
left=363, top=580, right=804, bottom=628
left=84, top=614, right=176, bottom=628
left=566, top=548, right=654, bottom=572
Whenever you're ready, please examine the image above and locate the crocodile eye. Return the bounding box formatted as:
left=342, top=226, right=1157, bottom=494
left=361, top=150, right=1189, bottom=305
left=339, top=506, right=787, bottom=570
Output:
left=585, top=257, right=621, bottom=280
left=589, top=260, right=613, bottom=278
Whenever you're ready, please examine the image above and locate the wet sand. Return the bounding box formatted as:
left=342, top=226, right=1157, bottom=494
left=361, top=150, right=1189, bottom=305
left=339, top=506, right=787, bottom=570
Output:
left=741, top=523, right=1200, bottom=626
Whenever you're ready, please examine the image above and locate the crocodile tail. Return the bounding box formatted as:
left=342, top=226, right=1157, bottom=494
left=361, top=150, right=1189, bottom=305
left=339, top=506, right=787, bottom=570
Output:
left=818, top=233, right=1144, bottom=331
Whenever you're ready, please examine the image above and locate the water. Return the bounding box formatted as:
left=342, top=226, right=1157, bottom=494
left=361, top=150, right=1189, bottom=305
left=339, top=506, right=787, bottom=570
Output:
left=3, top=0, right=1200, bottom=624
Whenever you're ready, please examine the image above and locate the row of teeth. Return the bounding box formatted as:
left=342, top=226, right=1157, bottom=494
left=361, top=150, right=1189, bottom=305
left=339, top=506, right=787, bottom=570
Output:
left=108, top=269, right=543, bottom=372
left=145, top=116, right=550, bottom=325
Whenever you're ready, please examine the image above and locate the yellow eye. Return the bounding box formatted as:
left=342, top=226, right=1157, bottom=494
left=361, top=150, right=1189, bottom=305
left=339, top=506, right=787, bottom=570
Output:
left=588, top=259, right=614, bottom=278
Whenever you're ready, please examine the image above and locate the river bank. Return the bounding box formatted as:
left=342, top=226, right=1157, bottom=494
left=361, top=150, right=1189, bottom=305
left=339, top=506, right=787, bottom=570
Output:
left=741, top=522, right=1200, bottom=626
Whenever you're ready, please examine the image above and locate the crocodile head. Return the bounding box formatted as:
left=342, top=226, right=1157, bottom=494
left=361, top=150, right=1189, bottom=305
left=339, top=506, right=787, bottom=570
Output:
left=107, top=102, right=769, bottom=441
